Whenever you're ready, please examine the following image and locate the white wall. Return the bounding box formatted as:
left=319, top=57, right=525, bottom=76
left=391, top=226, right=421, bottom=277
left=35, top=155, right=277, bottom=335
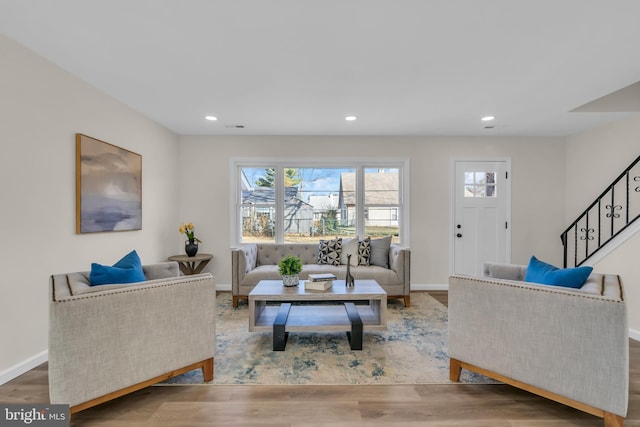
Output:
left=178, top=135, right=566, bottom=287
left=0, top=35, right=180, bottom=382
left=565, top=113, right=640, bottom=333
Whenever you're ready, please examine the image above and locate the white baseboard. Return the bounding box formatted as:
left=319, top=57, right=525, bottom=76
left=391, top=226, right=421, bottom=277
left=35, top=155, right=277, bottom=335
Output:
left=0, top=350, right=48, bottom=386
left=411, top=284, right=449, bottom=291
left=216, top=283, right=232, bottom=292
left=629, top=328, right=640, bottom=342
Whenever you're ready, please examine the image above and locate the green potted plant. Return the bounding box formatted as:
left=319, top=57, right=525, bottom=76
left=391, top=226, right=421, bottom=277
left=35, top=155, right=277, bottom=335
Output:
left=278, top=255, right=302, bottom=287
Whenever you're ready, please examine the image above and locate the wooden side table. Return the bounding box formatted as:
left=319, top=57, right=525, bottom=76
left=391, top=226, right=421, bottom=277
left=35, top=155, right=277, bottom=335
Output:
left=168, top=253, right=213, bottom=275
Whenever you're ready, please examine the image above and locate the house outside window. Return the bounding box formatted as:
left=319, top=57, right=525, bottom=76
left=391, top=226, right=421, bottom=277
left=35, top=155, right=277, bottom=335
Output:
left=232, top=160, right=408, bottom=245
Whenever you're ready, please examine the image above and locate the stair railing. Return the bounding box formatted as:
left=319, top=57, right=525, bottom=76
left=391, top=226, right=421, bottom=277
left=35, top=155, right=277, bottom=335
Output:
left=561, top=154, right=640, bottom=267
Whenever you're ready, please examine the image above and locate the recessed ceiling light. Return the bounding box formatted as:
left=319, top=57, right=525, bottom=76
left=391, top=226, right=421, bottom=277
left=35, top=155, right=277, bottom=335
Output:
left=205, top=115, right=218, bottom=121
left=481, top=116, right=495, bottom=122
left=345, top=115, right=357, bottom=121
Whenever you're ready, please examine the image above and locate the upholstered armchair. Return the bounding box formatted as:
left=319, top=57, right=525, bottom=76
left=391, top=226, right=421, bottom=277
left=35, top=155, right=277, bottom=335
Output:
left=49, top=262, right=215, bottom=414
left=449, top=262, right=628, bottom=427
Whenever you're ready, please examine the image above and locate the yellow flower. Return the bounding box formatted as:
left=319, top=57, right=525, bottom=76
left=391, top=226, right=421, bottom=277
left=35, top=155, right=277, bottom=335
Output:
left=179, top=222, right=202, bottom=243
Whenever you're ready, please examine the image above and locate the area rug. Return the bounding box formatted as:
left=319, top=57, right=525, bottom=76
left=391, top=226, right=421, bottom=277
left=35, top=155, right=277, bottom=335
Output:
left=159, top=292, right=492, bottom=385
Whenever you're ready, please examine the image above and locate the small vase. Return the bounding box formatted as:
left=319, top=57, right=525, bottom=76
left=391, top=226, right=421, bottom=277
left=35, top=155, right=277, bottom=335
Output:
left=185, top=239, right=199, bottom=257
left=282, top=275, right=299, bottom=287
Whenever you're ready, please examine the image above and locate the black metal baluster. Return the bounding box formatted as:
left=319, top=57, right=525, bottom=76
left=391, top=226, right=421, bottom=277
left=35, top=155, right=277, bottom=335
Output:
left=573, top=223, right=578, bottom=267
left=626, top=171, right=630, bottom=225
left=611, top=186, right=615, bottom=237
left=585, top=211, right=589, bottom=260
left=562, top=231, right=567, bottom=268
left=598, top=199, right=601, bottom=249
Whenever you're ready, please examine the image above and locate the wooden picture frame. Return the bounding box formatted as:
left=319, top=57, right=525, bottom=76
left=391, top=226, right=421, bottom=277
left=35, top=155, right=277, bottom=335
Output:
left=76, top=134, right=142, bottom=233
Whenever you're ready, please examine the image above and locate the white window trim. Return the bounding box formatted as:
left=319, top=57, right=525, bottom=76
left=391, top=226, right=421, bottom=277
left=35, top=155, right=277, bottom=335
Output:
left=230, top=157, right=410, bottom=247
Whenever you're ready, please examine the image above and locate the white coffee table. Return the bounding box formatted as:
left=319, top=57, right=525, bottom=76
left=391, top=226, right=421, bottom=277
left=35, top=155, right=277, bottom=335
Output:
left=248, top=279, right=387, bottom=350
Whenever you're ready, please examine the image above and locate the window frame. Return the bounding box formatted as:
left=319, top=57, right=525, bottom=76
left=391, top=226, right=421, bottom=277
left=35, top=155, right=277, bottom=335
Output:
left=230, top=157, right=410, bottom=246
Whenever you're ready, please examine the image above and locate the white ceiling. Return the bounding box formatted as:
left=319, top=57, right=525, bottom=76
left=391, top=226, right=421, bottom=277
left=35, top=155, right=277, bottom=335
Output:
left=2, top=0, right=640, bottom=136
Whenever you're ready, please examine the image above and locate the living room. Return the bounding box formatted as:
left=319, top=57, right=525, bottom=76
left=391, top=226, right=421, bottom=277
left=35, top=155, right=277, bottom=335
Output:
left=2, top=1, right=640, bottom=425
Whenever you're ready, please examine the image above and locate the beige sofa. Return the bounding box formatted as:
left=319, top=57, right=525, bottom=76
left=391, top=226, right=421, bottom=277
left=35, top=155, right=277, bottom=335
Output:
left=231, top=242, right=411, bottom=308
left=49, top=262, right=216, bottom=414
left=448, top=262, right=628, bottom=427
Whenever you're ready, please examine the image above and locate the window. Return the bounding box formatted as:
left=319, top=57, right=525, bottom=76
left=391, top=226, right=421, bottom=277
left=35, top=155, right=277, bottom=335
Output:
left=464, top=172, right=496, bottom=197
left=233, top=160, right=407, bottom=245
left=364, top=167, right=400, bottom=237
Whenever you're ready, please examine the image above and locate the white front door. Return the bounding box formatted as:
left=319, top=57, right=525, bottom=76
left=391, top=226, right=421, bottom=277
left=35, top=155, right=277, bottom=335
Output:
left=453, top=160, right=510, bottom=276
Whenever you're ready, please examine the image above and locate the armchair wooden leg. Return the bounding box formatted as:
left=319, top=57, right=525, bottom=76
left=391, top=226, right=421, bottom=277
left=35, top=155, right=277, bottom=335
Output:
left=404, top=295, right=411, bottom=308
left=232, top=295, right=239, bottom=308
left=604, top=412, right=624, bottom=427
left=449, top=358, right=462, bottom=382
left=202, top=357, right=214, bottom=382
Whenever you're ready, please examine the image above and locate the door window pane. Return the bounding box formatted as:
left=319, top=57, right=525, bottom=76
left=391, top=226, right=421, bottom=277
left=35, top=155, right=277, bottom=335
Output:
left=464, top=172, right=496, bottom=198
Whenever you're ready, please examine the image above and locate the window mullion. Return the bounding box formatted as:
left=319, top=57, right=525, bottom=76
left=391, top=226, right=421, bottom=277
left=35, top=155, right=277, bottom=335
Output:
left=356, top=166, right=365, bottom=238
left=275, top=166, right=285, bottom=243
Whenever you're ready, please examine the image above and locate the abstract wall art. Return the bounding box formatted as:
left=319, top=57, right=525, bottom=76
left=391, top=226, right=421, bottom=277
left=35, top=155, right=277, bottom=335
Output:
left=76, top=133, right=142, bottom=233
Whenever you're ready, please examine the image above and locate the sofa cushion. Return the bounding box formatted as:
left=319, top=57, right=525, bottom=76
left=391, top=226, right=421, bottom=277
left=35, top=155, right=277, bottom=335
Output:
left=318, top=238, right=342, bottom=265
left=369, top=236, right=391, bottom=268
left=524, top=256, right=593, bottom=289
left=90, top=250, right=146, bottom=286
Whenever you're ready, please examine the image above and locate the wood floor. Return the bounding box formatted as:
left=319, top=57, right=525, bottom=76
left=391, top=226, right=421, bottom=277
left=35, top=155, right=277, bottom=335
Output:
left=2, top=291, right=638, bottom=426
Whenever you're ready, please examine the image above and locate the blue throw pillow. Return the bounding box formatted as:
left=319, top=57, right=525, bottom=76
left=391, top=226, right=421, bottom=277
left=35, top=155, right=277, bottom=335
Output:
left=113, top=250, right=143, bottom=270
left=90, top=250, right=146, bottom=286
left=524, top=256, right=592, bottom=289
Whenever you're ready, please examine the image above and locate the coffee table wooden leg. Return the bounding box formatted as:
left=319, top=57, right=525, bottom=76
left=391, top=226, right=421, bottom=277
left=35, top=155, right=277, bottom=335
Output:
left=273, top=303, right=292, bottom=351
left=344, top=302, right=363, bottom=350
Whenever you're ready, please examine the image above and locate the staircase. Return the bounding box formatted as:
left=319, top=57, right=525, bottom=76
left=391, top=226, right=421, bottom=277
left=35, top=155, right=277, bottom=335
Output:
left=561, top=154, right=640, bottom=267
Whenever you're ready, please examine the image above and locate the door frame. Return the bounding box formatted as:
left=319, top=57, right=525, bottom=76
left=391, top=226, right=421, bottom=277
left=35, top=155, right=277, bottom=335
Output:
left=449, top=157, right=512, bottom=276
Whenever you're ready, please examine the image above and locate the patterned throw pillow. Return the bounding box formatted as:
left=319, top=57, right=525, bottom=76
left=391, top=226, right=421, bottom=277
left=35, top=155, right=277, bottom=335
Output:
left=358, top=237, right=371, bottom=266
left=318, top=238, right=342, bottom=266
